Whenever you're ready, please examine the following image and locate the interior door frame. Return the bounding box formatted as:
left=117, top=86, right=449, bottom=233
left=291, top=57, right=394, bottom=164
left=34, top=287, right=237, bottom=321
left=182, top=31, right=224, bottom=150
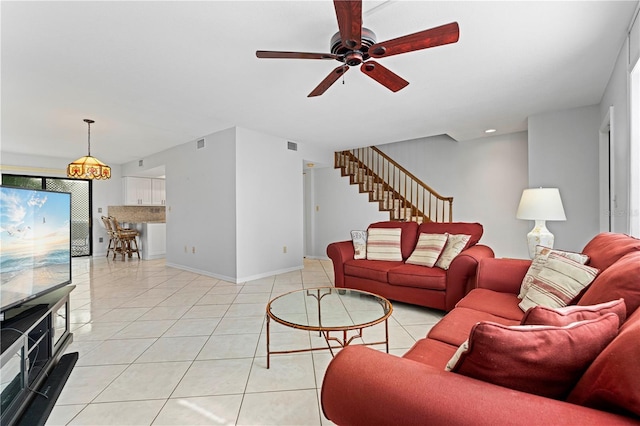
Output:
left=599, top=106, right=615, bottom=232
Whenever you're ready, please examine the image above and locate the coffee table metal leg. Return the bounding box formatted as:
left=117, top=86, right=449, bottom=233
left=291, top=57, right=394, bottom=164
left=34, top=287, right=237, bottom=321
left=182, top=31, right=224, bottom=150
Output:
left=266, top=314, right=271, bottom=369
left=385, top=318, right=389, bottom=353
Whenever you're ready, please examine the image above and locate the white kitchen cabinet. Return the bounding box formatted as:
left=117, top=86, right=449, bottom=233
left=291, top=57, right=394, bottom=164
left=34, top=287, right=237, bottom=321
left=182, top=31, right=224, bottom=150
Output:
left=123, top=177, right=165, bottom=205
left=151, top=179, right=166, bottom=205
left=140, top=223, right=166, bottom=260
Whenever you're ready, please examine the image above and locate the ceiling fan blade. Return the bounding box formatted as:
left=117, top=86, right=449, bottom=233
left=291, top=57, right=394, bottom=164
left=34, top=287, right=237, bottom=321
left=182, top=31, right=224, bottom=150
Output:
left=369, top=22, right=459, bottom=58
left=256, top=50, right=340, bottom=60
left=360, top=61, right=409, bottom=92
left=308, top=65, right=349, bottom=97
left=334, top=0, right=362, bottom=50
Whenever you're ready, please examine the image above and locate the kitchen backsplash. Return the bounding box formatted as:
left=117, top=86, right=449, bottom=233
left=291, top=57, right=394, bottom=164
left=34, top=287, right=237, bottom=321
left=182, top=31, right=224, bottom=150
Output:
left=108, top=205, right=166, bottom=223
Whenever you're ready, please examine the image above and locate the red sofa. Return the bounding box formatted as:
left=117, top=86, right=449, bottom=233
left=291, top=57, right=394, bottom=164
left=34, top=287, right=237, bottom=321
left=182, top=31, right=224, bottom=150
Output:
left=322, top=232, right=640, bottom=425
left=327, top=221, right=495, bottom=312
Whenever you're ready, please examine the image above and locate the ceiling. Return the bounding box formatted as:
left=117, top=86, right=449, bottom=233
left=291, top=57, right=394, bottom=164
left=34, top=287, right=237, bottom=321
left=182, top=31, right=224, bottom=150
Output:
left=2, top=1, right=638, bottom=167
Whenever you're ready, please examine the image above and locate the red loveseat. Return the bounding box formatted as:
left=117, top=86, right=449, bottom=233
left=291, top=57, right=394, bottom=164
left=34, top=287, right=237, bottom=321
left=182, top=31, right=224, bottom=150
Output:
left=322, top=232, right=640, bottom=425
left=327, top=221, right=495, bottom=312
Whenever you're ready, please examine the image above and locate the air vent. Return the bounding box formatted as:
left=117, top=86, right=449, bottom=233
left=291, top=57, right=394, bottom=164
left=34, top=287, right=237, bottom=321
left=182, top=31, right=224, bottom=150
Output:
left=287, top=141, right=298, bottom=151
left=197, top=139, right=205, bottom=149
left=138, top=160, right=144, bottom=167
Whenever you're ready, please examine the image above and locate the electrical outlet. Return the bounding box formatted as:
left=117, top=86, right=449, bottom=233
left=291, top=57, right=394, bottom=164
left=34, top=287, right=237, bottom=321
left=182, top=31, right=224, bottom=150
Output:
left=192, top=246, right=196, bottom=254
left=98, top=207, right=103, bottom=213
left=184, top=245, right=187, bottom=253
left=316, top=205, right=319, bottom=212
left=283, top=246, right=287, bottom=254
left=99, top=237, right=103, bottom=243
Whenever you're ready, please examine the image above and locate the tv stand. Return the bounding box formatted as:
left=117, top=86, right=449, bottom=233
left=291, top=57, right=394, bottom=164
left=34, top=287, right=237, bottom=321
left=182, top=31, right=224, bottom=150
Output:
left=1, top=285, right=75, bottom=426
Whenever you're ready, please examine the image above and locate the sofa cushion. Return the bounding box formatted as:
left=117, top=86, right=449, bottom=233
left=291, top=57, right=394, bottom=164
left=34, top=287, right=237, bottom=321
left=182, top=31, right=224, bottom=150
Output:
left=435, top=234, right=471, bottom=270
left=344, top=259, right=403, bottom=283
left=578, top=251, right=640, bottom=319
left=455, top=288, right=525, bottom=321
left=406, top=233, right=448, bottom=267
left=567, top=308, right=640, bottom=417
left=581, top=232, right=640, bottom=271
left=518, top=246, right=590, bottom=299
left=417, top=222, right=483, bottom=248
left=387, top=263, right=446, bottom=290
left=519, top=253, right=599, bottom=312
left=522, top=299, right=626, bottom=327
left=368, top=221, right=419, bottom=260
left=403, top=338, right=458, bottom=370
left=447, top=314, right=619, bottom=400
left=427, top=307, right=520, bottom=347
left=366, top=227, right=402, bottom=261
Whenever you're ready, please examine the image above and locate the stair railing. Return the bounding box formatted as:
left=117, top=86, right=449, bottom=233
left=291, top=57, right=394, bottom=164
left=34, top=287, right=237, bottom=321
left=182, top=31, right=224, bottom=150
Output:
left=336, top=147, right=453, bottom=223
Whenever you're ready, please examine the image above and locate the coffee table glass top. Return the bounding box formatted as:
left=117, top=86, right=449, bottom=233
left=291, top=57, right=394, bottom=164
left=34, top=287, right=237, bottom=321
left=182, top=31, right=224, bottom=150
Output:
left=267, top=287, right=392, bottom=331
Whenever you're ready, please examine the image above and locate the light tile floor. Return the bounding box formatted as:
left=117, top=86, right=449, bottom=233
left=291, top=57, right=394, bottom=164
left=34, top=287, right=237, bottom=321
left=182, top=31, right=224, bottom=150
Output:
left=47, top=257, right=444, bottom=425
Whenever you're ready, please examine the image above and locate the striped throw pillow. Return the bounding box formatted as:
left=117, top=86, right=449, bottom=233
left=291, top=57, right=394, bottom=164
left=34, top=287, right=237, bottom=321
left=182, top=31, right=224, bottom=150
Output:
left=366, top=228, right=403, bottom=261
left=406, top=233, right=449, bottom=267
left=519, top=246, right=590, bottom=299
left=519, top=253, right=599, bottom=312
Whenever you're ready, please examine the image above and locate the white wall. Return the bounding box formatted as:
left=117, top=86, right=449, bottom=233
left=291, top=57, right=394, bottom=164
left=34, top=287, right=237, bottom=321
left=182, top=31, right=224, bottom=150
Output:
left=376, top=132, right=531, bottom=258
left=166, top=127, right=239, bottom=280
left=235, top=127, right=304, bottom=280
left=0, top=151, right=122, bottom=257
left=308, top=166, right=393, bottom=259
left=528, top=105, right=601, bottom=252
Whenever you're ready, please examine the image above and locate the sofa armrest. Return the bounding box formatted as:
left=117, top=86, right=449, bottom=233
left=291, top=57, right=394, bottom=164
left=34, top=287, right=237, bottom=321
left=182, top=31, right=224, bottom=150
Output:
left=321, top=346, right=635, bottom=426
left=326, top=240, right=354, bottom=288
left=475, top=257, right=532, bottom=294
left=444, top=244, right=495, bottom=311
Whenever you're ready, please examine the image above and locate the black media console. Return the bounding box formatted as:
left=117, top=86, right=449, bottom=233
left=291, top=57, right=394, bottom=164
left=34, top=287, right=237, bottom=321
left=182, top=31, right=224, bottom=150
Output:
left=1, top=285, right=75, bottom=426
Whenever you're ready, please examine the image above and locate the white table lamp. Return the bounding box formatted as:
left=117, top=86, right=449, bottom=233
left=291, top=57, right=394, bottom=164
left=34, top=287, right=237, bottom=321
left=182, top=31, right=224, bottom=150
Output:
left=516, top=188, right=567, bottom=258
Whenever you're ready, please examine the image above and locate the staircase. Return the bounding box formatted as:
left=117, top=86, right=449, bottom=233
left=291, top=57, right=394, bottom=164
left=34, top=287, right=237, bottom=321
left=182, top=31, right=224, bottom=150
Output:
left=335, top=147, right=453, bottom=223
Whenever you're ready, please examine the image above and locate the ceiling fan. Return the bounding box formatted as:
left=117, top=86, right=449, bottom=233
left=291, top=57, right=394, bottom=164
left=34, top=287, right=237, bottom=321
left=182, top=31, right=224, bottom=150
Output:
left=256, top=0, right=459, bottom=97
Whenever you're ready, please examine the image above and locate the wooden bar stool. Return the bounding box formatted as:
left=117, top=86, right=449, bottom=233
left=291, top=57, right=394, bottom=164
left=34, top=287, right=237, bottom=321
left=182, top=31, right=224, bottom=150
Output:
left=101, top=216, right=117, bottom=258
left=108, top=216, right=141, bottom=260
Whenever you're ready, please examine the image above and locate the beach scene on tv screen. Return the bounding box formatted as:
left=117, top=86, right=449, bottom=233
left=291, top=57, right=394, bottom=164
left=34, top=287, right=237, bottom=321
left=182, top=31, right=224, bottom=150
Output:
left=0, top=187, right=71, bottom=309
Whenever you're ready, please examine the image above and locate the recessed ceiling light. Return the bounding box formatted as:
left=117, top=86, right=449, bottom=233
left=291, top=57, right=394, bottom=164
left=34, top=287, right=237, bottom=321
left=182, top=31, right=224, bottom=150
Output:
left=485, top=128, right=497, bottom=133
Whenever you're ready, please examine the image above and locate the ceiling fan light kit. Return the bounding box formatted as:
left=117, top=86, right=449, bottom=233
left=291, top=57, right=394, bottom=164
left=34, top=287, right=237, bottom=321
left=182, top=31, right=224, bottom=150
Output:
left=256, top=0, right=459, bottom=97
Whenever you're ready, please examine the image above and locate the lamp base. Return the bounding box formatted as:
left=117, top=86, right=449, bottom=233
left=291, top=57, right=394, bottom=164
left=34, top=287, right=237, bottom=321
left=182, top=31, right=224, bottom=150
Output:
left=526, top=220, right=555, bottom=259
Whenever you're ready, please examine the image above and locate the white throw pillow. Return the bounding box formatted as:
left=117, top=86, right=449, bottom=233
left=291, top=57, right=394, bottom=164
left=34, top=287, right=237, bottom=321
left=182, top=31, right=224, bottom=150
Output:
left=350, top=230, right=367, bottom=259
left=435, top=234, right=471, bottom=270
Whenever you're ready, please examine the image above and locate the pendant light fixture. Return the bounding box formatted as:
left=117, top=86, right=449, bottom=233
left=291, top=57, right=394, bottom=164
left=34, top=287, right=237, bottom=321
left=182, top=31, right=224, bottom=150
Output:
left=67, top=119, right=111, bottom=180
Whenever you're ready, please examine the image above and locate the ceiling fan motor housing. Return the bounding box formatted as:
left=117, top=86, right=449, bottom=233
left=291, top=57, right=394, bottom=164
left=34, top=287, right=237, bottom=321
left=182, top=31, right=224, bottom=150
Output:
left=330, top=27, right=377, bottom=65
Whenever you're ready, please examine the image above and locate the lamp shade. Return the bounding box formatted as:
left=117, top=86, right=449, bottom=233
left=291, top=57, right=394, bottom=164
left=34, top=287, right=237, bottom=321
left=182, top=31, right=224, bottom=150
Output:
left=67, top=118, right=111, bottom=180
left=516, top=188, right=566, bottom=221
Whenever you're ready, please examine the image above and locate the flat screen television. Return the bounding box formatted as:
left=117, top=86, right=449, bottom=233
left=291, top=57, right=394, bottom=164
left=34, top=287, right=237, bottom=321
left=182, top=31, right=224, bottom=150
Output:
left=0, top=186, right=72, bottom=314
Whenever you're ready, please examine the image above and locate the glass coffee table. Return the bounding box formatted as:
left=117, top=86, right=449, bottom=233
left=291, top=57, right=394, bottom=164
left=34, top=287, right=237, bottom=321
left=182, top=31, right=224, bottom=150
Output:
left=266, top=287, right=393, bottom=368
